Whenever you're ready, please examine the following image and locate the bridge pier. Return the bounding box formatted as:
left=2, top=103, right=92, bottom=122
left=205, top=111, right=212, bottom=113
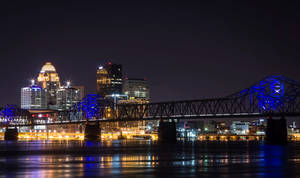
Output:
left=266, top=116, right=287, bottom=145
left=158, top=120, right=177, bottom=143
left=84, top=122, right=101, bottom=141
left=4, top=127, right=18, bottom=141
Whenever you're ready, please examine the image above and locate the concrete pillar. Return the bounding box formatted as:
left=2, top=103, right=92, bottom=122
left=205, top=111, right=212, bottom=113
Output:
left=158, top=120, right=177, bottom=143
left=4, top=128, right=18, bottom=141
left=266, top=116, right=287, bottom=145
left=79, top=124, right=83, bottom=133
left=84, top=122, right=101, bottom=141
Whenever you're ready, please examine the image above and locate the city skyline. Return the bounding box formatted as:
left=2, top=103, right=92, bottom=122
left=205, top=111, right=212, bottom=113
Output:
left=6, top=58, right=300, bottom=107
left=1, top=1, right=300, bottom=107
left=1, top=2, right=300, bottom=177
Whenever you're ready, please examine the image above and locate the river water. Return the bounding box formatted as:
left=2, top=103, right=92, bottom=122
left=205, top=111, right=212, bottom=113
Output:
left=0, top=140, right=299, bottom=177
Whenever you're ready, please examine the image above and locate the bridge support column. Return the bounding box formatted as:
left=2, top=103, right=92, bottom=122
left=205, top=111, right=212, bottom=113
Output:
left=158, top=120, right=177, bottom=143
left=84, top=122, right=101, bottom=141
left=266, top=116, right=287, bottom=145
left=4, top=127, right=18, bottom=141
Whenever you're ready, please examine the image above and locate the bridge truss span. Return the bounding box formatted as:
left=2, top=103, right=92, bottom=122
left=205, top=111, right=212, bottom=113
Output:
left=116, top=76, right=300, bottom=120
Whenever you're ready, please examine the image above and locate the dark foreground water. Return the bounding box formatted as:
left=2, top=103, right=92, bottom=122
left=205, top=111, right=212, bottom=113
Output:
left=0, top=140, right=300, bottom=178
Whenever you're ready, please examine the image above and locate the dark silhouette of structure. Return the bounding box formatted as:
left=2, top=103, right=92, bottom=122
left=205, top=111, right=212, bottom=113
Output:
left=84, top=122, right=101, bottom=141
left=4, top=128, right=18, bottom=140
left=158, top=120, right=177, bottom=143
left=266, top=116, right=288, bottom=145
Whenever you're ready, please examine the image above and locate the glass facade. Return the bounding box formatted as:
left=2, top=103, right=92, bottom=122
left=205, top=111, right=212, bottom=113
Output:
left=21, top=85, right=47, bottom=109
left=56, top=86, right=82, bottom=111
left=96, top=63, right=122, bottom=97
left=122, top=78, right=149, bottom=100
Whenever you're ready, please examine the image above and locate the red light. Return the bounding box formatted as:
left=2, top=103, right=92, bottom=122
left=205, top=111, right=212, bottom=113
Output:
left=108, top=62, right=112, bottom=65
left=32, top=114, right=35, bottom=117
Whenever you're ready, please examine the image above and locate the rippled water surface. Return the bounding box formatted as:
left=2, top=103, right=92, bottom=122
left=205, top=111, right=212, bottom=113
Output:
left=0, top=140, right=300, bottom=177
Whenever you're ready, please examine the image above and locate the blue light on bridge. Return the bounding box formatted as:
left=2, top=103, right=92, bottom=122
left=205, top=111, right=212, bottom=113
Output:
left=255, top=77, right=284, bottom=111
left=0, top=105, right=17, bottom=123
left=239, top=76, right=294, bottom=112
left=75, top=94, right=102, bottom=120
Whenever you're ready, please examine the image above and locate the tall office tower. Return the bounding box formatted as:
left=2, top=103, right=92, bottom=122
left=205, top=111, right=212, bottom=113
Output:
left=72, top=85, right=85, bottom=100
left=37, top=62, right=61, bottom=106
left=123, top=78, right=150, bottom=100
left=96, top=62, right=122, bottom=97
left=21, top=81, right=47, bottom=109
left=56, top=83, right=82, bottom=111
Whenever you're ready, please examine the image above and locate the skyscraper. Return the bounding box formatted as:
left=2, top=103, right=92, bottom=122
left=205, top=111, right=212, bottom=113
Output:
left=21, top=81, right=47, bottom=109
left=37, top=62, right=61, bottom=106
left=72, top=85, right=85, bottom=100
left=96, top=62, right=122, bottom=97
left=56, top=83, right=82, bottom=111
left=123, top=78, right=150, bottom=100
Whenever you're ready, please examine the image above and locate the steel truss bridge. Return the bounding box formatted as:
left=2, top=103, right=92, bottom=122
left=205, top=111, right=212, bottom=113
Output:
left=116, top=75, right=300, bottom=120
left=2, top=75, right=300, bottom=127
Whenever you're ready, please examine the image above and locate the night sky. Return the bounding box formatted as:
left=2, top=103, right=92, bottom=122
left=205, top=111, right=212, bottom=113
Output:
left=1, top=1, right=300, bottom=106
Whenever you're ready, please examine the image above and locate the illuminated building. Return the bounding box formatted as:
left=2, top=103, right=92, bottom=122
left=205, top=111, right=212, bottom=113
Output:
left=249, top=119, right=266, bottom=135
left=96, top=62, right=122, bottom=97
left=56, top=82, right=82, bottom=111
left=21, top=81, right=47, bottom=109
left=72, top=85, right=85, bottom=99
left=216, top=122, right=229, bottom=134
left=203, top=120, right=218, bottom=133
left=117, top=78, right=150, bottom=129
left=106, top=94, right=128, bottom=106
left=231, top=121, right=250, bottom=135
left=37, top=62, right=61, bottom=106
left=123, top=78, right=149, bottom=100
left=118, top=98, right=149, bottom=105
left=117, top=79, right=150, bottom=130
left=177, top=121, right=203, bottom=139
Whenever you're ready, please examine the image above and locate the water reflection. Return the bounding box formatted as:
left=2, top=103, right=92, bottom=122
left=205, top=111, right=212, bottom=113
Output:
left=259, top=145, right=288, bottom=178
left=0, top=141, right=299, bottom=177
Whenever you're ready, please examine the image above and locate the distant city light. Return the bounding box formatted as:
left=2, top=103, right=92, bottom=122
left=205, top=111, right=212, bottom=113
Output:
left=98, top=66, right=103, bottom=70
left=111, top=94, right=120, bottom=97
